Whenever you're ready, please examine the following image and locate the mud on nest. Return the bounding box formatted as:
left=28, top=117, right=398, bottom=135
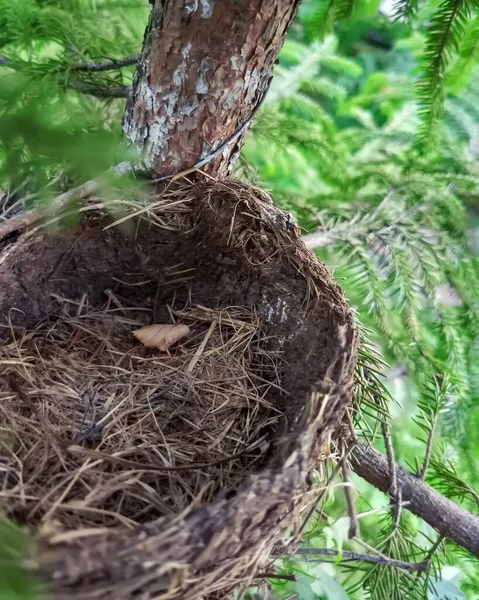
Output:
left=0, top=178, right=358, bottom=599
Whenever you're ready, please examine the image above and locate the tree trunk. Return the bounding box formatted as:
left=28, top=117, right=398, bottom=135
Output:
left=123, top=0, right=301, bottom=178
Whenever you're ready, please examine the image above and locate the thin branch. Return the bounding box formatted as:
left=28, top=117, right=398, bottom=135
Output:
left=381, top=419, right=401, bottom=531
left=425, top=535, right=445, bottom=561
left=345, top=407, right=358, bottom=442
left=412, top=535, right=445, bottom=586
left=69, top=81, right=131, bottom=98
left=0, top=180, right=99, bottom=240
left=351, top=440, right=479, bottom=558
left=342, top=454, right=359, bottom=539
left=0, top=54, right=139, bottom=72
left=256, top=573, right=297, bottom=581
left=73, top=54, right=140, bottom=72
left=297, top=441, right=358, bottom=537
left=419, top=413, right=438, bottom=480
left=356, top=501, right=411, bottom=520
left=283, top=548, right=430, bottom=573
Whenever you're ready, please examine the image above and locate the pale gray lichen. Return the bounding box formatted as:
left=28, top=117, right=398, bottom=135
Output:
left=221, top=79, right=244, bottom=109
left=200, top=0, right=213, bottom=18
left=196, top=57, right=213, bottom=95
left=185, top=0, right=199, bottom=13
left=230, top=55, right=241, bottom=72
left=260, top=297, right=290, bottom=324
left=137, top=43, right=192, bottom=167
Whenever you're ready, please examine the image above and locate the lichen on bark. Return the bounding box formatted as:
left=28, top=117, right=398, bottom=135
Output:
left=123, top=0, right=301, bottom=178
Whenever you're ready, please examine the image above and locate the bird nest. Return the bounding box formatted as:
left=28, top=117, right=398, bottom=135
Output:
left=0, top=178, right=358, bottom=599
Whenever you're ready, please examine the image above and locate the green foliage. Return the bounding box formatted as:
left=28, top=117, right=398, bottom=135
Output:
left=241, top=10, right=479, bottom=597
left=0, top=518, right=43, bottom=600
left=415, top=0, right=473, bottom=151
left=0, top=0, right=147, bottom=197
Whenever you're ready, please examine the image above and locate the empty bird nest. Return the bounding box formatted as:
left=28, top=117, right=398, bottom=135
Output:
left=0, top=178, right=358, bottom=599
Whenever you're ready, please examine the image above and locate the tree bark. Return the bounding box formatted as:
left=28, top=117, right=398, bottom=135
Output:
left=123, top=0, right=301, bottom=178
left=351, top=441, right=479, bottom=557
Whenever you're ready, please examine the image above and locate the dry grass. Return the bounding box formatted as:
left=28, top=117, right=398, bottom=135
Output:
left=0, top=297, right=283, bottom=531
left=0, top=177, right=358, bottom=599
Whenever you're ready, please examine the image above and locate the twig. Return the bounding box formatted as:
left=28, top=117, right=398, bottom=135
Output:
left=356, top=501, right=410, bottom=520
left=297, top=441, right=358, bottom=537
left=345, top=407, right=358, bottom=442
left=283, top=548, right=430, bottom=573
left=0, top=179, right=98, bottom=240
left=70, top=81, right=131, bottom=98
left=412, top=535, right=444, bottom=585
left=0, top=54, right=139, bottom=72
left=418, top=413, right=438, bottom=480
left=104, top=289, right=127, bottom=314
left=256, top=573, right=297, bottom=581
left=68, top=435, right=266, bottom=472
left=342, top=460, right=359, bottom=539
left=186, top=320, right=218, bottom=373
left=425, top=535, right=444, bottom=560
left=73, top=54, right=140, bottom=72
left=381, top=419, right=401, bottom=531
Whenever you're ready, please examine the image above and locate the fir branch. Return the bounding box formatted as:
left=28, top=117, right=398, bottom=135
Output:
left=448, top=13, right=479, bottom=93
left=391, top=0, right=419, bottom=23
left=418, top=414, right=439, bottom=481
left=73, top=54, right=140, bottom=72
left=415, top=375, right=451, bottom=480
left=69, top=81, right=131, bottom=98
left=0, top=55, right=140, bottom=72
left=283, top=548, right=431, bottom=572
left=416, top=0, right=471, bottom=151
left=306, top=0, right=357, bottom=40
left=426, top=456, right=479, bottom=505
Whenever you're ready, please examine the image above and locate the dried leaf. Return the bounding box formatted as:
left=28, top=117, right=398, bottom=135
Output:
left=133, top=323, right=190, bottom=351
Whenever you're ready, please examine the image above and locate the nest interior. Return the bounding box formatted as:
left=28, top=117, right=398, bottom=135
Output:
left=0, top=179, right=358, bottom=599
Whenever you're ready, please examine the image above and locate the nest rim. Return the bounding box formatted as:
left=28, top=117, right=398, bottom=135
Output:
left=0, top=178, right=358, bottom=600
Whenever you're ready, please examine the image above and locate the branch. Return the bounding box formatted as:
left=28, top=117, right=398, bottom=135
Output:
left=418, top=412, right=438, bottom=480
left=381, top=419, right=401, bottom=531
left=303, top=228, right=344, bottom=249
left=73, top=54, right=139, bottom=72
left=351, top=440, right=479, bottom=558
left=297, top=441, right=358, bottom=537
left=69, top=81, right=131, bottom=98
left=256, top=573, right=297, bottom=581
left=341, top=449, right=359, bottom=539
left=0, top=180, right=99, bottom=239
left=0, top=54, right=139, bottom=72
left=283, top=548, right=430, bottom=573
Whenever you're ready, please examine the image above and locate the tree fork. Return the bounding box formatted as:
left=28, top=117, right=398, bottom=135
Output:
left=123, top=0, right=301, bottom=178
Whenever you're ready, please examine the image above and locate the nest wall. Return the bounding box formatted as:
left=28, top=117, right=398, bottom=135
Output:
left=0, top=179, right=358, bottom=599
